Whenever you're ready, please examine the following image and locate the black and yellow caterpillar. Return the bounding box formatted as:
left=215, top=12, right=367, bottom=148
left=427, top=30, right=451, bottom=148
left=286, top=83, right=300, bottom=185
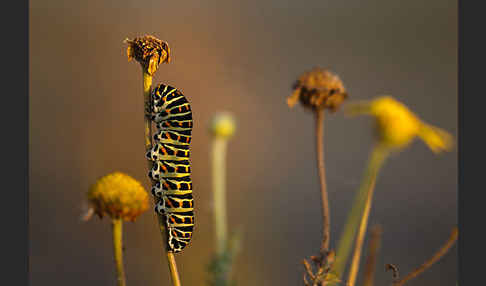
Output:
left=146, top=83, right=194, bottom=253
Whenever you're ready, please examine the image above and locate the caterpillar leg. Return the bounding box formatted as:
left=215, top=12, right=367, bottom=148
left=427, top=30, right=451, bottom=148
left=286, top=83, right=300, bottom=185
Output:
left=155, top=198, right=166, bottom=214
left=148, top=161, right=167, bottom=181
left=151, top=181, right=163, bottom=197
left=145, top=142, right=190, bottom=162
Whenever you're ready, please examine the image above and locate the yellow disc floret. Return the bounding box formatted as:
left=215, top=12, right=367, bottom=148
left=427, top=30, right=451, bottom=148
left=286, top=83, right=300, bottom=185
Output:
left=210, top=112, right=236, bottom=139
left=87, top=172, right=149, bottom=221
left=347, top=96, right=453, bottom=153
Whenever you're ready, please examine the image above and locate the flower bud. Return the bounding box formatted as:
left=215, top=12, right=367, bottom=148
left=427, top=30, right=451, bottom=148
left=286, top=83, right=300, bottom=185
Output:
left=210, top=112, right=236, bottom=139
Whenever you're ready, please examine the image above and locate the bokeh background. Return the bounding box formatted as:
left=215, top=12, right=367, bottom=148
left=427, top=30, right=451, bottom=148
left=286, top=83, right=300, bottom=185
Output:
left=29, top=0, right=457, bottom=285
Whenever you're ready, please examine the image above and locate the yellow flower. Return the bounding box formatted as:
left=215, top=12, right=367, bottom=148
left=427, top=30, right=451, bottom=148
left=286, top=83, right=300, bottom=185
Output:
left=287, top=67, right=348, bottom=112
left=210, top=112, right=236, bottom=139
left=347, top=96, right=453, bottom=153
left=124, top=35, right=170, bottom=76
left=87, top=172, right=149, bottom=221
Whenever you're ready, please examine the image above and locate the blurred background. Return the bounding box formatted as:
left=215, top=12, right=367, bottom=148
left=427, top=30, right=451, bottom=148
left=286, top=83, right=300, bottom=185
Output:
left=29, top=0, right=457, bottom=285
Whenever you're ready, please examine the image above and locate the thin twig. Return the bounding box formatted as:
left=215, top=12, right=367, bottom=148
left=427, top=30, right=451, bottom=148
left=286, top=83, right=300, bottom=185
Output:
left=346, top=174, right=378, bottom=286
left=304, top=273, right=310, bottom=286
left=315, top=108, right=330, bottom=254
left=362, top=225, right=383, bottom=286
left=391, top=227, right=458, bottom=286
left=111, top=218, right=126, bottom=286
left=303, top=259, right=316, bottom=281
left=167, top=252, right=182, bottom=286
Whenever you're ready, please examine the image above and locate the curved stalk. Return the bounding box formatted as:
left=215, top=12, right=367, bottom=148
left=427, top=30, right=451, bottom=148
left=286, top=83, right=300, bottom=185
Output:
left=392, top=227, right=458, bottom=286
left=334, top=145, right=389, bottom=280
left=346, top=170, right=378, bottom=286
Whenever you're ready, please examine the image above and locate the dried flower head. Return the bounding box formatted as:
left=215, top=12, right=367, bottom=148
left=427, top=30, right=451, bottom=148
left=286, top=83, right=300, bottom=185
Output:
left=347, top=96, right=453, bottom=153
left=210, top=112, right=236, bottom=139
left=125, top=35, right=171, bottom=76
left=288, top=67, right=348, bottom=112
left=87, top=172, right=149, bottom=221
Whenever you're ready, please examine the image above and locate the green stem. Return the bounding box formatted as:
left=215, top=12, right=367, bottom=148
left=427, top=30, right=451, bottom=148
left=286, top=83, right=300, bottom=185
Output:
left=333, top=144, right=389, bottom=280
left=111, top=218, right=126, bottom=286
left=346, top=170, right=377, bottom=286
left=212, top=137, right=228, bottom=255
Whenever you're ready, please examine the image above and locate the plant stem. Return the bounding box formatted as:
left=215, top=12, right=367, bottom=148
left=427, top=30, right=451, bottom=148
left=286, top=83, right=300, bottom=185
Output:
left=315, top=108, right=330, bottom=254
left=334, top=145, right=389, bottom=280
left=143, top=72, right=153, bottom=157
left=142, top=70, right=182, bottom=286
left=362, top=225, right=382, bottom=286
left=167, top=252, right=182, bottom=286
left=111, top=218, right=126, bottom=286
left=346, top=166, right=378, bottom=286
left=212, top=137, right=228, bottom=255
left=226, top=231, right=242, bottom=281
left=392, top=227, right=458, bottom=286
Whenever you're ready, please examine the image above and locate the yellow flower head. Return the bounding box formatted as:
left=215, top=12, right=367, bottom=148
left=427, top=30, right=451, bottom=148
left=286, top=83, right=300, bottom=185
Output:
left=347, top=96, right=453, bottom=153
left=87, top=172, right=149, bottom=221
left=287, top=67, right=348, bottom=112
left=124, top=35, right=171, bottom=76
left=209, top=112, right=236, bottom=139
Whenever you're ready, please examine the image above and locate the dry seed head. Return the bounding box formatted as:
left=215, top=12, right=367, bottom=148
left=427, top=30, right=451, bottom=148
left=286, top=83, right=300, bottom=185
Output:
left=87, top=172, right=149, bottom=221
left=125, top=35, right=170, bottom=76
left=288, top=67, right=348, bottom=112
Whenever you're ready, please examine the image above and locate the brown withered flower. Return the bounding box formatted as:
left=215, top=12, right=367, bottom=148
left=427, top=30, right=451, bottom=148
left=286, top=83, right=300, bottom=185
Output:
left=288, top=67, right=348, bottom=285
left=288, top=67, right=348, bottom=112
left=124, top=35, right=171, bottom=76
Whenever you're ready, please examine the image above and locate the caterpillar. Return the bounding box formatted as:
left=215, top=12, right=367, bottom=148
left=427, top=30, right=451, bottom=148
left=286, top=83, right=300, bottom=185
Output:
left=145, top=83, right=194, bottom=253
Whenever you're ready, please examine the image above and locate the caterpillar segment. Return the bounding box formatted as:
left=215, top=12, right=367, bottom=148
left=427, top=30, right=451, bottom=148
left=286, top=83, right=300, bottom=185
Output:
left=150, top=178, right=192, bottom=197
left=145, top=142, right=190, bottom=162
left=146, top=83, right=194, bottom=253
left=153, top=130, right=192, bottom=145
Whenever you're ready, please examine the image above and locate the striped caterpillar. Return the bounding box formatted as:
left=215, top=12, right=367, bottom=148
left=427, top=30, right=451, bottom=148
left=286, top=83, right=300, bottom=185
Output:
left=145, top=83, right=194, bottom=253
